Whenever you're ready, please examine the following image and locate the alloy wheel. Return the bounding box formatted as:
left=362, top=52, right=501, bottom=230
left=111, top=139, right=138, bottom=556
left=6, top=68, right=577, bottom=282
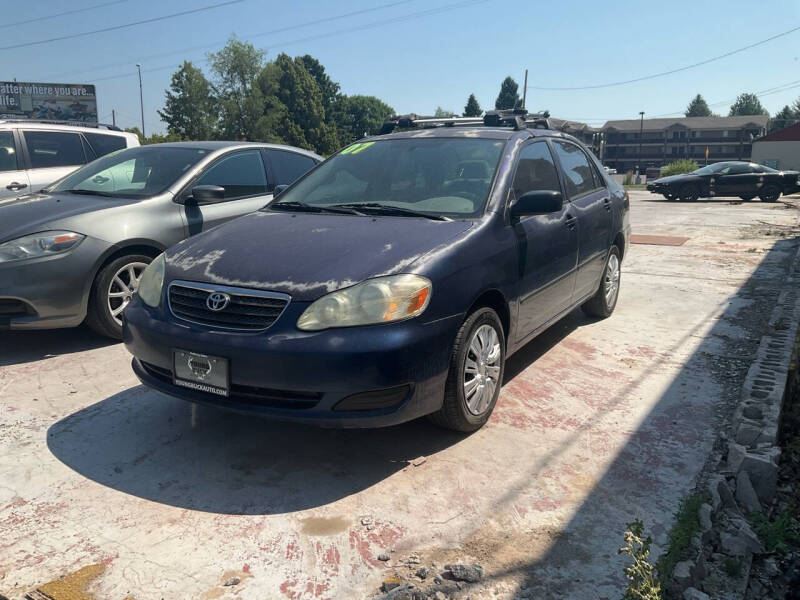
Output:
left=604, top=253, right=621, bottom=306
left=463, top=324, right=502, bottom=416
left=107, top=261, right=148, bottom=326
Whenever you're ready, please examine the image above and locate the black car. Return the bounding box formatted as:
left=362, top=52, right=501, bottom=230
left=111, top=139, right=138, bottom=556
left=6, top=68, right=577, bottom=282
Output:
left=123, top=110, right=630, bottom=432
left=647, top=161, right=800, bottom=202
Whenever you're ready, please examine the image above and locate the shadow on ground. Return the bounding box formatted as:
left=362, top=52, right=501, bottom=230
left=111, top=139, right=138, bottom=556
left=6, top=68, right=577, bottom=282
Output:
left=0, top=326, right=116, bottom=367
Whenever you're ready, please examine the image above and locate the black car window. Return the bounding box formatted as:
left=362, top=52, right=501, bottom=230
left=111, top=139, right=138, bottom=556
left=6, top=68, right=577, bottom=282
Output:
left=551, top=140, right=597, bottom=199
left=266, top=150, right=316, bottom=186
left=195, top=150, right=268, bottom=200
left=0, top=131, right=18, bottom=172
left=512, top=141, right=560, bottom=198
left=720, top=163, right=750, bottom=175
left=84, top=133, right=127, bottom=158
left=23, top=130, right=85, bottom=169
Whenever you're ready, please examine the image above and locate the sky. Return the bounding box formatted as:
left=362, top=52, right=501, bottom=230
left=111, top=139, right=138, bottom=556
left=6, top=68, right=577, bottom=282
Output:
left=3, top=0, right=800, bottom=134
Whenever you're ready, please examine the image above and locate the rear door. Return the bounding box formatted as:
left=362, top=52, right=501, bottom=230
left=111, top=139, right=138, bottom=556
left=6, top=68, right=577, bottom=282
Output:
left=180, top=149, right=272, bottom=235
left=0, top=130, right=30, bottom=199
left=21, top=130, right=88, bottom=192
left=512, top=140, right=579, bottom=342
left=82, top=132, right=128, bottom=159
left=550, top=139, right=612, bottom=301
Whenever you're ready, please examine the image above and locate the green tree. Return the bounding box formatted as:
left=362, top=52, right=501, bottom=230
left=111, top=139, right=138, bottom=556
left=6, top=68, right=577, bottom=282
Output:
left=158, top=61, right=217, bottom=140
left=463, top=93, right=481, bottom=117
left=299, top=54, right=340, bottom=114
left=124, top=127, right=184, bottom=145
left=769, top=105, right=798, bottom=132
left=208, top=36, right=266, bottom=139
left=684, top=94, right=711, bottom=117
left=433, top=106, right=455, bottom=117
left=331, top=95, right=394, bottom=144
left=728, top=92, right=769, bottom=117
left=495, top=76, right=521, bottom=110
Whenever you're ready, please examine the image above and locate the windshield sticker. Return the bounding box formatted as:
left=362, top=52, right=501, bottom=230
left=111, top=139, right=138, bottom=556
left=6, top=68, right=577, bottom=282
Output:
left=340, top=141, right=375, bottom=155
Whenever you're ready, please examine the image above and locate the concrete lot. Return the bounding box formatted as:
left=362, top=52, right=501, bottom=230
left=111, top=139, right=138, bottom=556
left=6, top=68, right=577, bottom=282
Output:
left=1, top=192, right=799, bottom=599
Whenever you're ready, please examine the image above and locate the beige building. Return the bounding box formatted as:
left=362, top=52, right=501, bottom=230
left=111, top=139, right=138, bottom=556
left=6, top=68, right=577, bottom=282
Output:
left=751, top=123, right=800, bottom=171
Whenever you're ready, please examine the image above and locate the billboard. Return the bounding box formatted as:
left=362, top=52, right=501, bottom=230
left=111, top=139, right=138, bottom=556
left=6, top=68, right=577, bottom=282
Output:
left=0, top=81, right=97, bottom=123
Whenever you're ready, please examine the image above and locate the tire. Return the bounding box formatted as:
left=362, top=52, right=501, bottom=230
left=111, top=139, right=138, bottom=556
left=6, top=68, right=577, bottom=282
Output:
left=663, top=194, right=675, bottom=201
left=759, top=185, right=781, bottom=203
left=428, top=307, right=506, bottom=433
left=86, top=254, right=152, bottom=339
left=581, top=246, right=621, bottom=319
left=678, top=184, right=700, bottom=202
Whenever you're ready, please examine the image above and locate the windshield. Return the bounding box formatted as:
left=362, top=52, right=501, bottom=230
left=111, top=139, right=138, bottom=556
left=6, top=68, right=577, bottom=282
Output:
left=48, top=146, right=210, bottom=198
left=269, top=138, right=506, bottom=218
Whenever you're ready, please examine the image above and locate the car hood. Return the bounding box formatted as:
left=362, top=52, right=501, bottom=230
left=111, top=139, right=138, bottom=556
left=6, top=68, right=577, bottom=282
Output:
left=652, top=174, right=695, bottom=184
left=0, top=191, right=139, bottom=243
left=165, top=211, right=474, bottom=301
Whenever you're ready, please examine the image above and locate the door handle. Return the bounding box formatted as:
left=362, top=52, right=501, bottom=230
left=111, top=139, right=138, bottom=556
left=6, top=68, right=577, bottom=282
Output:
left=6, top=182, right=28, bottom=191
left=602, top=197, right=612, bottom=211
left=565, top=214, right=577, bottom=230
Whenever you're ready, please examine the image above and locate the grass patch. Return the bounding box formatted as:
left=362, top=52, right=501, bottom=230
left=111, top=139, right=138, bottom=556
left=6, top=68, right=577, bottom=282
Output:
left=624, top=184, right=647, bottom=190
left=657, top=493, right=708, bottom=591
left=723, top=556, right=742, bottom=578
left=749, top=507, right=800, bottom=554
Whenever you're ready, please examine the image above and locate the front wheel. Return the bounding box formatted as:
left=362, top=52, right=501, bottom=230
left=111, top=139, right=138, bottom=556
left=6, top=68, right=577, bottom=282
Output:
left=678, top=184, right=700, bottom=202
left=86, top=254, right=152, bottom=339
left=582, top=246, right=621, bottom=318
left=759, top=185, right=781, bottom=203
left=429, top=308, right=505, bottom=432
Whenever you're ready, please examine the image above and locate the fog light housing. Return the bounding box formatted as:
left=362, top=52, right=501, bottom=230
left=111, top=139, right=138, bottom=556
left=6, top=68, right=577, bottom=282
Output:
left=333, top=385, right=411, bottom=411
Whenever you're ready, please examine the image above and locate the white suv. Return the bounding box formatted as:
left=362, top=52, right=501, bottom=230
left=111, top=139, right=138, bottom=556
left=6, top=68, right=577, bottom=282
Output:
left=0, top=120, right=139, bottom=199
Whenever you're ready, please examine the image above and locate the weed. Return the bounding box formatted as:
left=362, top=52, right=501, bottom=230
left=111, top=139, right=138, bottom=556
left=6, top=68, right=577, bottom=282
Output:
left=657, top=493, right=707, bottom=591
left=749, top=508, right=800, bottom=554
left=619, top=520, right=662, bottom=600
left=723, top=556, right=742, bottom=578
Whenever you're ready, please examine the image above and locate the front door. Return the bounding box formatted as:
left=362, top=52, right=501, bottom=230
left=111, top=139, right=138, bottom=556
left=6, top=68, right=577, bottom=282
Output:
left=181, top=150, right=273, bottom=235
left=513, top=140, right=579, bottom=343
left=715, top=163, right=759, bottom=197
left=550, top=139, right=612, bottom=300
left=0, top=131, right=30, bottom=200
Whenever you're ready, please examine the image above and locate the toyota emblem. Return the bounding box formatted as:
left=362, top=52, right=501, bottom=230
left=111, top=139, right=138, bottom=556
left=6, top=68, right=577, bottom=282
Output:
left=206, top=292, right=230, bottom=311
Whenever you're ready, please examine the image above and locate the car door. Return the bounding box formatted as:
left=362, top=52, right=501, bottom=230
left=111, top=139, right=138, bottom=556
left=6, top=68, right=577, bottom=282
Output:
left=550, top=139, right=612, bottom=301
left=262, top=148, right=318, bottom=189
left=715, top=163, right=758, bottom=197
left=0, top=130, right=30, bottom=199
left=21, top=130, right=89, bottom=192
left=181, top=149, right=272, bottom=235
left=512, top=140, right=579, bottom=342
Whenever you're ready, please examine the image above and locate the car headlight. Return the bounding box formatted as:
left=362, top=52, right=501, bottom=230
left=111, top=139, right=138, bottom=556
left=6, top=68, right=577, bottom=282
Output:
left=136, top=253, right=165, bottom=308
left=0, top=231, right=85, bottom=264
left=297, top=274, right=432, bottom=331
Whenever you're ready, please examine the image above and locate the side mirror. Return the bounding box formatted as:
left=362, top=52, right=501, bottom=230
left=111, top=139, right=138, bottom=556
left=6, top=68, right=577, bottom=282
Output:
left=273, top=184, right=288, bottom=197
left=510, top=190, right=563, bottom=218
left=188, top=185, right=225, bottom=204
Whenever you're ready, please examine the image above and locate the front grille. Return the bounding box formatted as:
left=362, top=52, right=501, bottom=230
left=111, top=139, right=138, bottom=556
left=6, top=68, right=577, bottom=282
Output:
left=139, top=361, right=321, bottom=410
left=168, top=281, right=289, bottom=331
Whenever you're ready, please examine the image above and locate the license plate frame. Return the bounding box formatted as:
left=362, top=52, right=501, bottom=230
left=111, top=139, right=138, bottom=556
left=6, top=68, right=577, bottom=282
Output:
left=173, top=349, right=230, bottom=397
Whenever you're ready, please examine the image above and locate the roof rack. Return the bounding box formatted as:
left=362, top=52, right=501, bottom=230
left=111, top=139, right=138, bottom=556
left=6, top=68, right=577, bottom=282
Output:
left=0, top=118, right=122, bottom=131
left=379, top=109, right=553, bottom=134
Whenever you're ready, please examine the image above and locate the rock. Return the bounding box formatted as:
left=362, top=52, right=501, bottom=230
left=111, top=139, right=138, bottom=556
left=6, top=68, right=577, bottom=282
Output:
left=720, top=521, right=763, bottom=556
left=415, top=567, right=428, bottom=579
left=361, top=517, right=373, bottom=526
left=727, top=443, right=747, bottom=472
left=735, top=471, right=762, bottom=513
left=739, top=451, right=779, bottom=504
left=411, top=456, right=427, bottom=467
left=763, top=556, right=780, bottom=577
left=716, top=478, right=739, bottom=512
left=673, top=560, right=694, bottom=589
left=735, top=423, right=761, bottom=446
left=223, top=577, right=240, bottom=586
left=682, top=587, right=710, bottom=600
left=378, top=553, right=390, bottom=561
left=375, top=584, right=419, bottom=600
left=382, top=577, right=402, bottom=592
left=742, top=404, right=763, bottom=420
left=433, top=575, right=443, bottom=585
left=699, top=503, right=713, bottom=531
left=446, top=563, right=483, bottom=583
left=435, top=592, right=447, bottom=600
left=708, top=476, right=724, bottom=512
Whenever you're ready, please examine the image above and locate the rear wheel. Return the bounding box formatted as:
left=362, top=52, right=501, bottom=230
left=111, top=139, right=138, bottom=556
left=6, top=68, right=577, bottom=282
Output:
left=678, top=184, right=700, bottom=202
left=759, top=185, right=781, bottom=203
left=86, top=254, right=152, bottom=339
left=429, top=307, right=505, bottom=432
left=582, top=246, right=621, bottom=318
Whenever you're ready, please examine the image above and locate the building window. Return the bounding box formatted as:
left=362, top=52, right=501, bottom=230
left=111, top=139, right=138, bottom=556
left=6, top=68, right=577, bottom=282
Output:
left=722, top=130, right=729, bottom=138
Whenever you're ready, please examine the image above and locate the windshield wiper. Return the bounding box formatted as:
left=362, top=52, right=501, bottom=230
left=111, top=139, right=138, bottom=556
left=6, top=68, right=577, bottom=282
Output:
left=65, top=189, right=117, bottom=197
left=330, top=203, right=451, bottom=221
left=269, top=200, right=362, bottom=215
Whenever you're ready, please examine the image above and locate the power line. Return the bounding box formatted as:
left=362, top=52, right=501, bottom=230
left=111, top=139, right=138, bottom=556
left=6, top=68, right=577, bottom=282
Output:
left=6, top=0, right=130, bottom=27
left=0, top=0, right=244, bottom=52
left=526, top=24, right=800, bottom=91
left=42, top=0, right=418, bottom=81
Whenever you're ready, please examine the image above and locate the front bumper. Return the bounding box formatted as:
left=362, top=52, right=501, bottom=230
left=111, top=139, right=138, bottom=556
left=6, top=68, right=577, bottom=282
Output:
left=123, top=297, right=463, bottom=428
left=0, top=237, right=110, bottom=330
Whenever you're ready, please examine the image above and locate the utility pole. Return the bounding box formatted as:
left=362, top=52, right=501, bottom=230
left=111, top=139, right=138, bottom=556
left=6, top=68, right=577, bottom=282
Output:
left=636, top=111, right=645, bottom=183
left=522, top=69, right=528, bottom=110
left=136, top=63, right=145, bottom=138
left=111, top=109, right=116, bottom=128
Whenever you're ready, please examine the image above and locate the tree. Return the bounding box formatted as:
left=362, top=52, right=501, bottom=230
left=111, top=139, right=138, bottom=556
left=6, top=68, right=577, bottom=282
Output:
left=299, top=54, right=340, bottom=114
left=433, top=106, right=455, bottom=117
left=124, top=127, right=184, bottom=145
left=331, top=95, right=394, bottom=144
left=463, top=93, right=481, bottom=117
left=684, top=94, right=711, bottom=117
left=158, top=61, right=217, bottom=140
left=769, top=105, right=798, bottom=132
left=728, top=92, right=769, bottom=117
left=495, top=76, right=521, bottom=110
left=208, top=36, right=266, bottom=139
left=661, top=159, right=699, bottom=177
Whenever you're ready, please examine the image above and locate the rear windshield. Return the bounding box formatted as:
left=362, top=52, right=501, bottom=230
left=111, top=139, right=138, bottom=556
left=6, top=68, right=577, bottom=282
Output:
left=270, top=138, right=506, bottom=218
left=49, top=146, right=208, bottom=198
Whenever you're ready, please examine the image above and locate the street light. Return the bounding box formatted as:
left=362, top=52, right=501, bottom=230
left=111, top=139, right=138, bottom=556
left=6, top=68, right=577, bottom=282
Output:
left=136, top=63, right=145, bottom=138
left=636, top=111, right=645, bottom=183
